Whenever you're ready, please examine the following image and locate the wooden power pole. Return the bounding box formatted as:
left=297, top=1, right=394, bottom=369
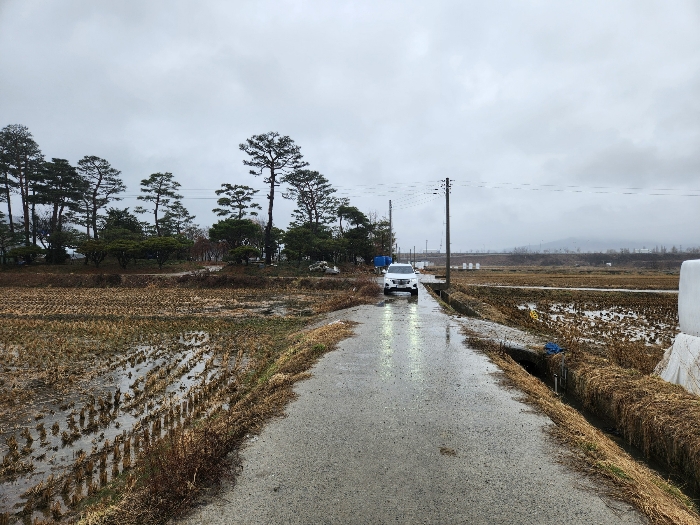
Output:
left=445, top=178, right=451, bottom=288
left=389, top=199, right=393, bottom=258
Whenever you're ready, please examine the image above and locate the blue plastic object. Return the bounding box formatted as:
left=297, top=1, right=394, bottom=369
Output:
left=544, top=342, right=564, bottom=355
left=374, top=256, right=392, bottom=267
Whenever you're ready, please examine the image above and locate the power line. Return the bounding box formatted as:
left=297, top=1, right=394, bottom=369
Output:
left=119, top=178, right=700, bottom=206
left=394, top=194, right=441, bottom=210
left=454, top=180, right=700, bottom=197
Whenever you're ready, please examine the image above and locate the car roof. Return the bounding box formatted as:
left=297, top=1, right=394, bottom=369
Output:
left=389, top=263, right=412, bottom=266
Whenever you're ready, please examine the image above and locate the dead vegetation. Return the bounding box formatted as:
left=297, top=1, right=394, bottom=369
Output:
left=561, top=349, right=700, bottom=498
left=314, top=275, right=382, bottom=312
left=443, top=269, right=700, bottom=523
left=79, top=322, right=355, bottom=525
left=0, top=276, right=375, bottom=524
left=451, top=267, right=679, bottom=290
left=469, top=336, right=699, bottom=525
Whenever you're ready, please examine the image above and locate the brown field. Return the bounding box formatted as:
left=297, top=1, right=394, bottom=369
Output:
left=449, top=266, right=680, bottom=290
left=0, top=277, right=379, bottom=524
left=450, top=281, right=678, bottom=366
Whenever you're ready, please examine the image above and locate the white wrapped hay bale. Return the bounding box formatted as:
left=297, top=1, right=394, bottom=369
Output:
left=655, top=259, right=700, bottom=394
left=656, top=333, right=700, bottom=395
left=679, top=259, right=700, bottom=337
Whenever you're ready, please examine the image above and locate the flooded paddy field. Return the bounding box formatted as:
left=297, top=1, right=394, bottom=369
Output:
left=450, top=270, right=679, bottom=363
left=0, top=284, right=365, bottom=523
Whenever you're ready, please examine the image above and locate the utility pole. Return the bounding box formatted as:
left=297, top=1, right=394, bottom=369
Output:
left=389, top=200, right=393, bottom=258
left=445, top=177, right=451, bottom=288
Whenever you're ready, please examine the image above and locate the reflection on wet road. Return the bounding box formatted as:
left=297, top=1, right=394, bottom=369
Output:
left=377, top=295, right=425, bottom=382
left=178, top=282, right=643, bottom=525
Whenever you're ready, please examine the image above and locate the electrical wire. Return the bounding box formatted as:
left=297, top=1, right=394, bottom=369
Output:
left=453, top=180, right=700, bottom=197
left=118, top=177, right=700, bottom=215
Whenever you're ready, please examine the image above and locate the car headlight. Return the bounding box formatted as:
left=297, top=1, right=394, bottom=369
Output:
left=411, top=278, right=417, bottom=283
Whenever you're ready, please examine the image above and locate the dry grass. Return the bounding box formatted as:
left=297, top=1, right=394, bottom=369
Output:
left=449, top=276, right=678, bottom=380
left=469, top=336, right=699, bottom=525
left=452, top=267, right=679, bottom=290
left=606, top=339, right=665, bottom=374
left=435, top=269, right=700, bottom=521
left=78, top=321, right=355, bottom=525
left=563, top=352, right=700, bottom=496
left=0, top=277, right=367, bottom=524
left=314, top=275, right=382, bottom=313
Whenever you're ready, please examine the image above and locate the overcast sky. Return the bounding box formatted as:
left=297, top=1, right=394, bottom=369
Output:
left=2, top=0, right=699, bottom=252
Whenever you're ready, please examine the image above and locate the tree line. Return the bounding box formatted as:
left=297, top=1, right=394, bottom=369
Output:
left=0, top=126, right=392, bottom=267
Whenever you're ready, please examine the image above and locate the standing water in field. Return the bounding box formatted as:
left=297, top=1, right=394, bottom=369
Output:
left=0, top=330, right=243, bottom=523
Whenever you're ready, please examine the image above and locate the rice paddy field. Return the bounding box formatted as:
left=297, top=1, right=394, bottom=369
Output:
left=450, top=267, right=680, bottom=366
left=453, top=266, right=680, bottom=290
left=0, top=278, right=377, bottom=524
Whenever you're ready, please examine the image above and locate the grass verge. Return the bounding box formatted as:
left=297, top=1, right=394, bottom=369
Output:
left=438, top=279, right=700, bottom=498
left=467, top=335, right=699, bottom=525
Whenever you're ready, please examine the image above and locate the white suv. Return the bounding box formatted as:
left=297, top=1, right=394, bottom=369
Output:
left=383, top=263, right=419, bottom=296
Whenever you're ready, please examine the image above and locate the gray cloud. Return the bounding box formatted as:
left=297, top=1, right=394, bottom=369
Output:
left=1, top=0, right=699, bottom=251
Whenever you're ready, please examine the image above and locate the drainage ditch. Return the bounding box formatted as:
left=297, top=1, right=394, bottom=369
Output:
left=426, top=282, right=700, bottom=503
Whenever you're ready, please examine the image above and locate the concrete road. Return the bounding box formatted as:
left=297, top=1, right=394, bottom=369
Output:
left=177, top=284, right=644, bottom=524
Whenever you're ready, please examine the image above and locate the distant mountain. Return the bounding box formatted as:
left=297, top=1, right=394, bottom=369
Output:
left=509, top=237, right=695, bottom=254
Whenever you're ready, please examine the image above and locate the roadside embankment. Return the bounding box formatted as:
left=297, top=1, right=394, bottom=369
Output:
left=424, top=281, right=700, bottom=524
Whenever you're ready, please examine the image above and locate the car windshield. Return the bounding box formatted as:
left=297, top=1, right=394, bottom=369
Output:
left=387, top=265, right=414, bottom=274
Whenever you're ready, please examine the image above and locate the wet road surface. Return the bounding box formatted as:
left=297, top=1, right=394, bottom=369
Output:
left=177, top=283, right=644, bottom=524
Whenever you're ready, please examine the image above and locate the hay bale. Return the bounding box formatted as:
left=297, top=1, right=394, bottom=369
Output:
left=679, top=259, right=700, bottom=337
left=656, top=259, right=700, bottom=394
left=657, top=333, right=700, bottom=395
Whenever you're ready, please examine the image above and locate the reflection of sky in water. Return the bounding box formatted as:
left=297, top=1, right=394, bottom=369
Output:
left=379, top=299, right=426, bottom=382
left=519, top=301, right=677, bottom=345
left=380, top=303, right=394, bottom=379
left=0, top=330, right=229, bottom=519
left=406, top=302, right=424, bottom=382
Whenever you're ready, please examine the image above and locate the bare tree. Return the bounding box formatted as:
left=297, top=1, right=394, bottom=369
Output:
left=239, top=132, right=307, bottom=264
